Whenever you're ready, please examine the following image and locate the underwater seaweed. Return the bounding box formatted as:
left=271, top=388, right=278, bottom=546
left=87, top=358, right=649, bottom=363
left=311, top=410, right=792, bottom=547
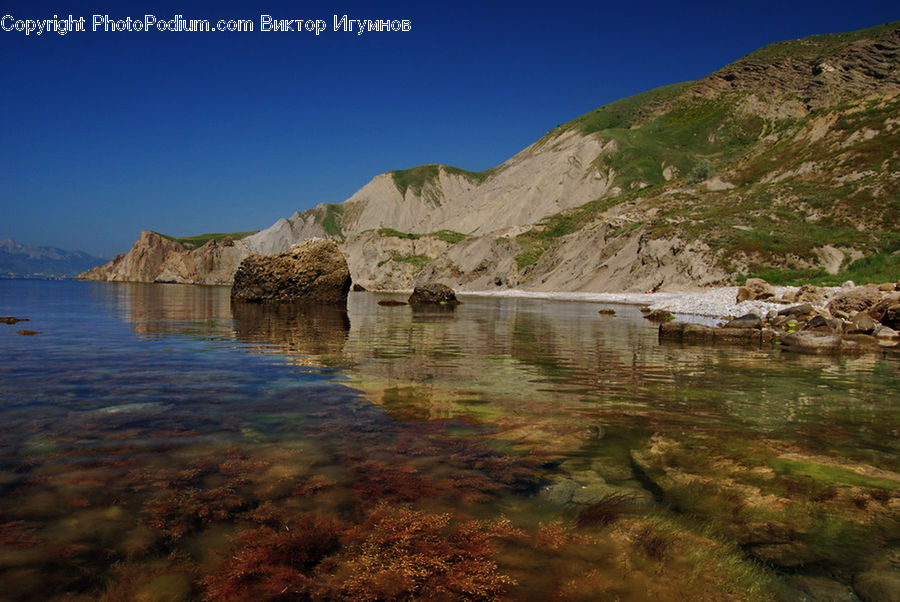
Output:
left=100, top=561, right=198, bottom=602
left=576, top=493, right=636, bottom=527
left=201, top=515, right=343, bottom=601
left=311, top=505, right=520, bottom=601
left=533, top=521, right=594, bottom=551
left=145, top=486, right=248, bottom=539
left=0, top=520, right=39, bottom=548
left=290, top=474, right=337, bottom=498
left=348, top=461, right=438, bottom=507
left=633, top=524, right=676, bottom=560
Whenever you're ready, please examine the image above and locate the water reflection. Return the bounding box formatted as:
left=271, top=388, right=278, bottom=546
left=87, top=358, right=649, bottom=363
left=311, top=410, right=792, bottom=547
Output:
left=232, top=301, right=350, bottom=360
left=92, top=281, right=234, bottom=338
left=105, top=284, right=899, bottom=468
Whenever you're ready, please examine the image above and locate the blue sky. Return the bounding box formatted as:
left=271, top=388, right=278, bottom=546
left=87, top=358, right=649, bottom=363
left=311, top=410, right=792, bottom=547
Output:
left=1, top=0, right=896, bottom=256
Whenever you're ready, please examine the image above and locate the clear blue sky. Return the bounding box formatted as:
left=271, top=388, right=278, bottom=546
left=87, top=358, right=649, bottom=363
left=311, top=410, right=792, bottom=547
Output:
left=1, top=0, right=896, bottom=256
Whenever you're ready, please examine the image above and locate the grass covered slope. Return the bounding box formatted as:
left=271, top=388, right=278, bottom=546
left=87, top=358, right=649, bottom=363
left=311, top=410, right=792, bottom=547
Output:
left=510, top=21, right=900, bottom=285
left=390, top=165, right=493, bottom=197
left=158, top=231, right=258, bottom=250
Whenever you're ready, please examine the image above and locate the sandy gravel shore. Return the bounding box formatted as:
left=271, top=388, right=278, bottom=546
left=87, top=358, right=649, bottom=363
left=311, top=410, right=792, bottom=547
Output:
left=463, top=286, right=833, bottom=319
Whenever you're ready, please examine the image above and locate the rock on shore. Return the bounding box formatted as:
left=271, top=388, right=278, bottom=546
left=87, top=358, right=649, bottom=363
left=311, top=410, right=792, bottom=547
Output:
left=659, top=281, right=900, bottom=354
left=230, top=238, right=351, bottom=304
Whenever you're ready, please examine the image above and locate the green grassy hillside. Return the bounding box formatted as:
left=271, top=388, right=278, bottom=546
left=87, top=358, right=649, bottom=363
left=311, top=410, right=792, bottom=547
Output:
left=511, top=21, right=899, bottom=283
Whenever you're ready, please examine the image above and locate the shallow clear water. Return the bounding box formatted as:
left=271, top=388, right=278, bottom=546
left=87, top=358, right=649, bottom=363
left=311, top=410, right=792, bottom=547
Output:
left=0, top=280, right=897, bottom=601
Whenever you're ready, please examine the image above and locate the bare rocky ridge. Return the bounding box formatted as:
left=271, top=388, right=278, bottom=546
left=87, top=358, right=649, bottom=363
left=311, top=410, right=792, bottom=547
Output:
left=694, top=24, right=900, bottom=112
left=79, top=22, right=900, bottom=292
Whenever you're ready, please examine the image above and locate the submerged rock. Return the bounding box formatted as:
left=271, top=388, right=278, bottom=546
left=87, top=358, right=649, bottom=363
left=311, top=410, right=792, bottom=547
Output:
left=746, top=540, right=811, bottom=568
left=231, top=238, right=351, bottom=304
left=407, top=283, right=460, bottom=305
left=377, top=299, right=408, bottom=306
left=853, top=570, right=900, bottom=602
left=782, top=574, right=858, bottom=602
left=538, top=477, right=649, bottom=507
left=630, top=434, right=900, bottom=576
left=539, top=480, right=579, bottom=505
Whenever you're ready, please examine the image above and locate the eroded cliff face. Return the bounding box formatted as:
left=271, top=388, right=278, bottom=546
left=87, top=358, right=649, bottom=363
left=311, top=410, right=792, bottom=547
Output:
left=693, top=24, right=900, bottom=113
left=341, top=223, right=726, bottom=293
left=340, top=130, right=617, bottom=236
left=80, top=22, right=900, bottom=293
left=79, top=231, right=189, bottom=283
left=79, top=231, right=252, bottom=285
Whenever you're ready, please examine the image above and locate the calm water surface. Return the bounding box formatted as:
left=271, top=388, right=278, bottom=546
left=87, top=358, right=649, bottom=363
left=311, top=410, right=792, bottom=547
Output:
left=0, top=280, right=897, bottom=601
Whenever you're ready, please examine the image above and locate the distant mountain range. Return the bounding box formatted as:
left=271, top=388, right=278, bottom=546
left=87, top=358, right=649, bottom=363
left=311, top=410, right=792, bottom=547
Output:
left=0, top=238, right=107, bottom=279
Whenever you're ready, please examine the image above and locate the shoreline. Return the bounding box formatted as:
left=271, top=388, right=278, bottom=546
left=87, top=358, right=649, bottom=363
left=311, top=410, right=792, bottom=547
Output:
left=458, top=286, right=833, bottom=319
left=69, top=279, right=889, bottom=321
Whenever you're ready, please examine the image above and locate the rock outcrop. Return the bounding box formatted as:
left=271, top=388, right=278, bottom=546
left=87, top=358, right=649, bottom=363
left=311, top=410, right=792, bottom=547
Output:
left=736, top=278, right=775, bottom=302
left=78, top=231, right=252, bottom=285
left=230, top=239, right=351, bottom=304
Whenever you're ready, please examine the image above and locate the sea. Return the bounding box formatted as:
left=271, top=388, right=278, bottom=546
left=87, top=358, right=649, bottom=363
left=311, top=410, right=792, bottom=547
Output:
left=0, top=279, right=897, bottom=601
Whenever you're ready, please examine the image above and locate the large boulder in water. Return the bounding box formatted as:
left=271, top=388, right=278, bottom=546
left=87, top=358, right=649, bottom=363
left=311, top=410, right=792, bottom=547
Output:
left=407, top=283, right=460, bottom=305
left=231, top=238, right=351, bottom=304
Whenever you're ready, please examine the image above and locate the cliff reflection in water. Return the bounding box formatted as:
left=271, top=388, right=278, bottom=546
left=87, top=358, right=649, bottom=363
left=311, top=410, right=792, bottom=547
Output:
left=98, top=281, right=235, bottom=338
